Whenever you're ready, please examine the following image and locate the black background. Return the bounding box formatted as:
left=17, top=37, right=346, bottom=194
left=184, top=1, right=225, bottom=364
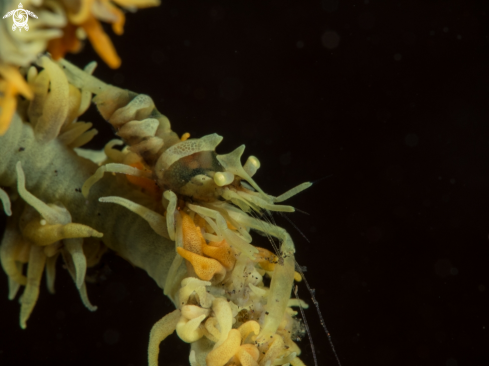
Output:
left=1, top=0, right=489, bottom=365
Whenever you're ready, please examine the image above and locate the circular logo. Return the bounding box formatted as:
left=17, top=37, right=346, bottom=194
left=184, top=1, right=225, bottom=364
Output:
left=3, top=3, right=37, bottom=32
left=12, top=8, right=29, bottom=30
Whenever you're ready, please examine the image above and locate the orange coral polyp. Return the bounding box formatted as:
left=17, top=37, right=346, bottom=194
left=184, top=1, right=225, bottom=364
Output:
left=203, top=240, right=236, bottom=270
left=0, top=65, right=33, bottom=135
left=104, top=2, right=126, bottom=35
left=179, top=213, right=236, bottom=270
left=181, top=212, right=205, bottom=255
left=178, top=213, right=235, bottom=280
left=126, top=162, right=161, bottom=199
left=176, top=247, right=225, bottom=281
left=48, top=24, right=82, bottom=61
left=82, top=15, right=122, bottom=69
left=0, top=65, right=33, bottom=100
left=193, top=214, right=207, bottom=230
left=180, top=132, right=191, bottom=141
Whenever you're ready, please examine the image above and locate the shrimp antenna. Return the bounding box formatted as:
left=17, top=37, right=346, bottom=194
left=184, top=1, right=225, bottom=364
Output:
left=281, top=213, right=310, bottom=243
left=294, top=208, right=310, bottom=215
left=296, top=262, right=343, bottom=366
left=294, top=285, right=318, bottom=366
left=310, top=174, right=334, bottom=185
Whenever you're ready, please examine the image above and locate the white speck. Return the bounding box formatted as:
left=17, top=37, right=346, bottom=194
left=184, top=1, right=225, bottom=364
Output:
left=40, top=219, right=46, bottom=226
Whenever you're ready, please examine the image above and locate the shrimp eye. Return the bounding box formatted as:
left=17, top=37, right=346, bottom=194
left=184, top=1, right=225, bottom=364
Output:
left=162, top=150, right=225, bottom=200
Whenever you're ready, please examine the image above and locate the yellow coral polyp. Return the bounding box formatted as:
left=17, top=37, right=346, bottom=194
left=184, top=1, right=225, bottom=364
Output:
left=148, top=309, right=181, bottom=366
left=236, top=345, right=260, bottom=366
left=238, top=320, right=260, bottom=343
left=176, top=313, right=206, bottom=343
left=254, top=247, right=278, bottom=271
left=22, top=220, right=103, bottom=247
left=206, top=329, right=242, bottom=366
left=204, top=316, right=221, bottom=343
left=259, top=334, right=285, bottom=366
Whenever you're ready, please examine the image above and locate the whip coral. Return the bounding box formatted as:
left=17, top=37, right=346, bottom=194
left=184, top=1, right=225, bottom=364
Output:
left=0, top=1, right=321, bottom=364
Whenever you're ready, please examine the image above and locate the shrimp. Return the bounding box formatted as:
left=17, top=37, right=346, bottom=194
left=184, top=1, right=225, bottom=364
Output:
left=0, top=55, right=313, bottom=366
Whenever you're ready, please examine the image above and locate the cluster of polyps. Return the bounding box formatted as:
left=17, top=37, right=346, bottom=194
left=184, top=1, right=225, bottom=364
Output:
left=0, top=0, right=161, bottom=136
left=94, top=133, right=312, bottom=365
left=152, top=205, right=310, bottom=366
left=0, top=56, right=113, bottom=330
left=140, top=136, right=312, bottom=366
left=59, top=58, right=312, bottom=365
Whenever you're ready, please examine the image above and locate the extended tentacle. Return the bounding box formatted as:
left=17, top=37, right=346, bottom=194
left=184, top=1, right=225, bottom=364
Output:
left=59, top=58, right=180, bottom=167
left=0, top=187, right=12, bottom=216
